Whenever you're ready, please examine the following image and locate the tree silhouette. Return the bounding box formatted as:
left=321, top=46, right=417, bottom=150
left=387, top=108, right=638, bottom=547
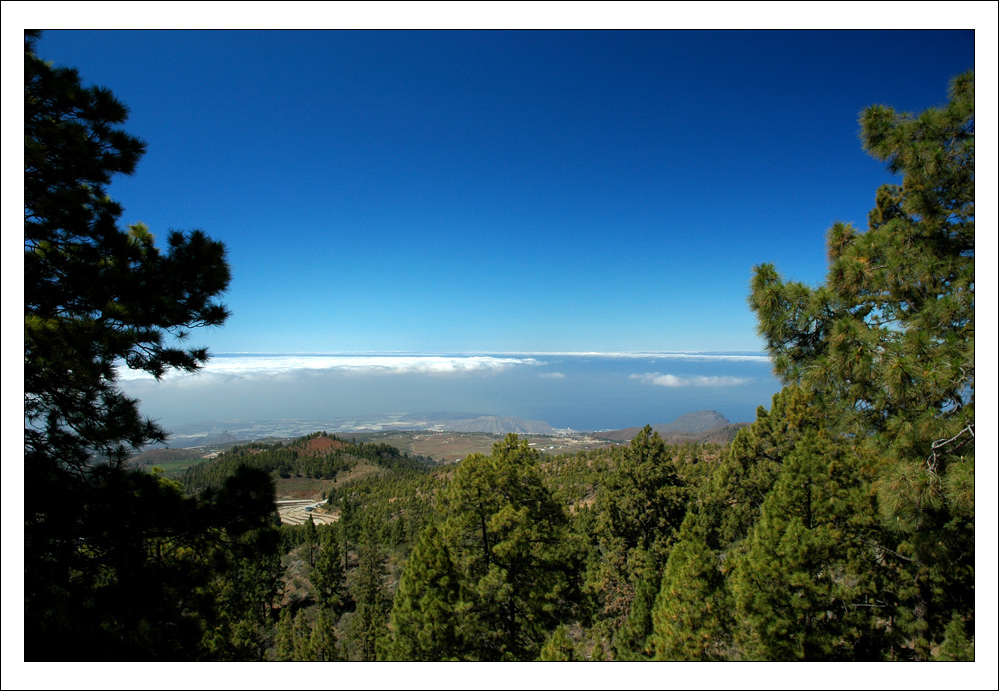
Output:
left=22, top=31, right=277, bottom=661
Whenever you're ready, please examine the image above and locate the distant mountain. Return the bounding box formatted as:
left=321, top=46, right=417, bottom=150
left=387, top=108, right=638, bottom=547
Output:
left=594, top=410, right=744, bottom=444
left=444, top=416, right=555, bottom=435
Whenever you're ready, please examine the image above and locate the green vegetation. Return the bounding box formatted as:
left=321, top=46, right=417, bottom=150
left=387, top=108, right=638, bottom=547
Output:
left=181, top=432, right=431, bottom=493
left=24, top=27, right=972, bottom=662
left=387, top=435, right=583, bottom=660
left=745, top=69, right=975, bottom=660
left=24, top=30, right=279, bottom=661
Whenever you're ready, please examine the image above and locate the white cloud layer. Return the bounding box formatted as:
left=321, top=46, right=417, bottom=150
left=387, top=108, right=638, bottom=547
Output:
left=630, top=372, right=751, bottom=387
left=115, top=354, right=545, bottom=381
left=114, top=352, right=769, bottom=389
left=494, top=351, right=771, bottom=362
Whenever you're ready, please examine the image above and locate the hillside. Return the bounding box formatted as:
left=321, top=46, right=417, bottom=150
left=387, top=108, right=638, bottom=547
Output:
left=180, top=431, right=435, bottom=499
left=655, top=409, right=730, bottom=435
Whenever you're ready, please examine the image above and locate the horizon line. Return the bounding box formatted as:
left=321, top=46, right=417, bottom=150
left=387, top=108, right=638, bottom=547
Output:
left=211, top=350, right=771, bottom=357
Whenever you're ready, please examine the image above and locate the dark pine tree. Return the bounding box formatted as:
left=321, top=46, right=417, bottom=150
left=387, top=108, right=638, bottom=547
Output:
left=22, top=31, right=284, bottom=661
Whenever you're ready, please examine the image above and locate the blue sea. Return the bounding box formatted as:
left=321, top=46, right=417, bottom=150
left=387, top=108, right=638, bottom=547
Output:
left=118, top=352, right=783, bottom=433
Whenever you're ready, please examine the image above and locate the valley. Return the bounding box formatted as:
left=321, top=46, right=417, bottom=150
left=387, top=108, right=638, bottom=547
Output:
left=133, top=409, right=745, bottom=479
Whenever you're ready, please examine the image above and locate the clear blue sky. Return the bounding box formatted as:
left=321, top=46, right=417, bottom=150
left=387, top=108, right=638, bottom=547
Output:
left=28, top=27, right=976, bottom=354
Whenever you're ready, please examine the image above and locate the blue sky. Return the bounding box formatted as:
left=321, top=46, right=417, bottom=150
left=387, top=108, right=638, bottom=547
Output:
left=26, top=26, right=976, bottom=354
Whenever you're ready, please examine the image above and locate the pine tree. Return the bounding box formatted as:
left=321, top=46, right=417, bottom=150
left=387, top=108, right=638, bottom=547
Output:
left=399, top=435, right=581, bottom=660
left=274, top=608, right=297, bottom=661
left=24, top=28, right=230, bottom=471
left=538, top=625, right=577, bottom=661
left=651, top=510, right=728, bottom=661
left=311, top=527, right=346, bottom=611
left=198, top=468, right=283, bottom=661
left=347, top=537, right=388, bottom=661
left=292, top=610, right=314, bottom=660
left=612, top=547, right=658, bottom=660
left=586, top=427, right=688, bottom=659
left=589, top=638, right=607, bottom=661
left=23, top=31, right=240, bottom=660
left=748, top=70, right=974, bottom=658
left=305, top=515, right=319, bottom=567
left=385, top=523, right=461, bottom=661
left=310, top=607, right=340, bottom=662
left=935, top=612, right=974, bottom=661
left=704, top=386, right=814, bottom=549
left=729, top=433, right=888, bottom=660
left=595, top=426, right=686, bottom=566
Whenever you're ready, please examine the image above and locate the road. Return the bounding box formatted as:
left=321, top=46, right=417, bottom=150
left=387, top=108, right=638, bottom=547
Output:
left=276, top=499, right=339, bottom=526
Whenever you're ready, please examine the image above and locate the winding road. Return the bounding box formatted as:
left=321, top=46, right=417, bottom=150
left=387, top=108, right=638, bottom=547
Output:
left=276, top=500, right=339, bottom=526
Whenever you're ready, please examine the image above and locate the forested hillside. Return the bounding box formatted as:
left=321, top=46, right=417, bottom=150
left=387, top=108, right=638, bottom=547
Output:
left=172, top=428, right=729, bottom=660
left=181, top=432, right=433, bottom=494
left=152, top=390, right=971, bottom=661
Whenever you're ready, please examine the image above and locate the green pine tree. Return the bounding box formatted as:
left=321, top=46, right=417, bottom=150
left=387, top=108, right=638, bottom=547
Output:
left=595, top=426, right=686, bottom=566
left=274, top=607, right=297, bottom=661
left=589, top=638, right=607, bottom=662
left=538, top=625, right=577, bottom=661
left=651, top=510, right=728, bottom=661
left=306, top=514, right=319, bottom=567
left=384, top=523, right=461, bottom=661
left=292, top=610, right=314, bottom=661
left=347, top=538, right=388, bottom=661
left=934, top=612, right=974, bottom=661
left=612, top=547, right=658, bottom=660
left=729, top=433, right=888, bottom=660
left=23, top=30, right=246, bottom=661
left=311, top=527, right=346, bottom=611
left=310, top=607, right=340, bottom=662
left=704, top=386, right=814, bottom=549
left=409, top=435, right=582, bottom=660
left=748, top=70, right=975, bottom=659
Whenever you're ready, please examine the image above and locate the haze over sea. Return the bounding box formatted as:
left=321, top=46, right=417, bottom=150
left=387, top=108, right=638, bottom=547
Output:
left=117, top=351, right=780, bottom=434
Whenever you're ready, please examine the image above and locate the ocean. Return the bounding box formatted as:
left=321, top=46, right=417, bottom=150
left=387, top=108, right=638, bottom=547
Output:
left=117, top=352, right=784, bottom=434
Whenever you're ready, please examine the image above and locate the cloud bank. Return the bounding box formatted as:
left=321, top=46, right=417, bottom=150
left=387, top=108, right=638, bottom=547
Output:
left=492, top=351, right=771, bottom=363
left=115, top=354, right=545, bottom=381
left=115, top=351, right=769, bottom=382
left=630, top=372, right=751, bottom=388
